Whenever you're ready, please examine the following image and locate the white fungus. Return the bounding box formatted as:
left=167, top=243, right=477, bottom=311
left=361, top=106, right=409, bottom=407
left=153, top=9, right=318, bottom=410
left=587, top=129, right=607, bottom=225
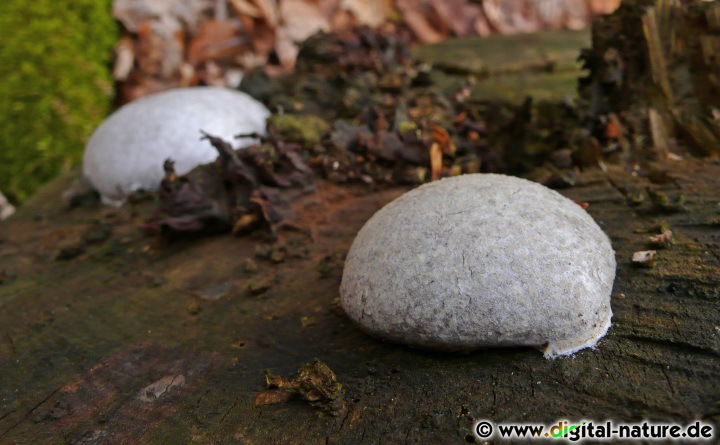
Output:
left=340, top=174, right=616, bottom=358
left=0, top=190, right=14, bottom=220
left=83, top=87, right=270, bottom=205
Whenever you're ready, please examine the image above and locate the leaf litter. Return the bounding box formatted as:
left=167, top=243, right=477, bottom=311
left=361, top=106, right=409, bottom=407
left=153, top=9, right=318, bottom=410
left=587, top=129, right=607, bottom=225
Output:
left=254, top=359, right=346, bottom=415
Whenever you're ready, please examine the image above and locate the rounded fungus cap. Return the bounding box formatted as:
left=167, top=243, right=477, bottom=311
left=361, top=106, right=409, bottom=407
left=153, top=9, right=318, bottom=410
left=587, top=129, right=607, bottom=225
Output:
left=340, top=174, right=616, bottom=358
left=83, top=87, right=270, bottom=205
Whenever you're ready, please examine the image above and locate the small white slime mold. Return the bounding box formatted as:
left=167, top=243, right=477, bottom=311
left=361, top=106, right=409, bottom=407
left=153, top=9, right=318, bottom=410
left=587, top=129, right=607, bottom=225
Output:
left=83, top=87, right=269, bottom=205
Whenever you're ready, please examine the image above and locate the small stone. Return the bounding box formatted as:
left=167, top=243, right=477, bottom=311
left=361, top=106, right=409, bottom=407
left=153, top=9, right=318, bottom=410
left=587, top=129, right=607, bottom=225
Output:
left=340, top=174, right=616, bottom=358
left=83, top=87, right=270, bottom=206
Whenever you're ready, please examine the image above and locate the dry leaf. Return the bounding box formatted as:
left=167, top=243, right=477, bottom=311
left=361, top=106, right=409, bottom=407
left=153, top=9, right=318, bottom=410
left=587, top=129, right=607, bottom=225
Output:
left=273, top=0, right=332, bottom=70
left=114, top=0, right=210, bottom=34
left=483, top=0, right=540, bottom=35
left=341, top=0, right=390, bottom=27
left=136, top=19, right=185, bottom=78
left=275, top=27, right=301, bottom=70
left=187, top=19, right=244, bottom=66
left=113, top=36, right=135, bottom=81
left=228, top=0, right=262, bottom=18
left=254, top=360, right=345, bottom=413
left=574, top=201, right=590, bottom=209
left=252, top=0, right=280, bottom=27
left=279, top=0, right=331, bottom=43
left=396, top=0, right=443, bottom=43
left=536, top=0, right=566, bottom=29
left=589, top=0, right=621, bottom=15
left=429, top=0, right=482, bottom=36
left=429, top=123, right=455, bottom=155
left=250, top=20, right=277, bottom=60
left=430, top=142, right=443, bottom=181
left=564, top=0, right=591, bottom=30
left=474, top=10, right=493, bottom=36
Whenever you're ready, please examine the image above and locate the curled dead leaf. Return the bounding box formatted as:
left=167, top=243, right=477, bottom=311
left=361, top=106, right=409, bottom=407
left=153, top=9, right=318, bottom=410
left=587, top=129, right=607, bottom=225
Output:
left=396, top=0, right=443, bottom=44
left=187, top=19, right=244, bottom=66
left=430, top=141, right=443, bottom=181
left=255, top=359, right=345, bottom=414
left=429, top=123, right=455, bottom=155
left=341, top=0, right=391, bottom=27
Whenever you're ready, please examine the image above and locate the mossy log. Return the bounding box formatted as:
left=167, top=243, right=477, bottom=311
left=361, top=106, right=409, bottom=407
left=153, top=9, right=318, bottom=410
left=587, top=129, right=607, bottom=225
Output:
left=0, top=155, right=719, bottom=443
left=413, top=29, right=590, bottom=102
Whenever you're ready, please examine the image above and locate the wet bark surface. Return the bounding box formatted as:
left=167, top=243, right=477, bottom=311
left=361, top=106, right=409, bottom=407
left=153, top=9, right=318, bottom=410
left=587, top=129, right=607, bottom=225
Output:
left=1, top=156, right=719, bottom=444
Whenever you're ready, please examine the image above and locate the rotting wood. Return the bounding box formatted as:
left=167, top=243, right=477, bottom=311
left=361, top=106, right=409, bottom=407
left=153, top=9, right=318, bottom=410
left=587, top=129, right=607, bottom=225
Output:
left=0, top=156, right=719, bottom=443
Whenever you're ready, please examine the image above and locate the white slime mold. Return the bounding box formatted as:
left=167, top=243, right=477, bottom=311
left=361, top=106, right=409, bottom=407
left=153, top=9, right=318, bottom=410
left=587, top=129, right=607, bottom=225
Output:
left=340, top=174, right=616, bottom=358
left=83, top=87, right=270, bottom=205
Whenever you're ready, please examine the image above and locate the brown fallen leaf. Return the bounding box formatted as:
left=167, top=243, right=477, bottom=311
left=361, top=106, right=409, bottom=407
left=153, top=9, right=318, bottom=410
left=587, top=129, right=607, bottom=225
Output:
left=430, top=141, right=443, bottom=181
left=429, top=123, right=455, bottom=155
left=275, top=27, right=301, bottom=70
left=233, top=213, right=261, bottom=235
left=589, top=0, right=621, bottom=15
left=249, top=20, right=276, bottom=61
left=187, top=19, right=245, bottom=66
left=563, top=0, right=592, bottom=31
left=279, top=0, right=331, bottom=43
left=254, top=359, right=345, bottom=414
left=474, top=9, right=493, bottom=36
left=273, top=0, right=333, bottom=70
left=252, top=0, right=280, bottom=27
left=342, top=0, right=391, bottom=27
left=227, top=0, right=262, bottom=19
left=429, top=0, right=483, bottom=36
left=145, top=131, right=314, bottom=237
left=113, top=35, right=135, bottom=81
left=396, top=0, right=443, bottom=43
left=482, top=0, right=539, bottom=35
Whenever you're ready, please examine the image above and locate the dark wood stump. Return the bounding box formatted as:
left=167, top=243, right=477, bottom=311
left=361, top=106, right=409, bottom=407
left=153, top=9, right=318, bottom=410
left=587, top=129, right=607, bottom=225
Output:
left=1, top=156, right=719, bottom=444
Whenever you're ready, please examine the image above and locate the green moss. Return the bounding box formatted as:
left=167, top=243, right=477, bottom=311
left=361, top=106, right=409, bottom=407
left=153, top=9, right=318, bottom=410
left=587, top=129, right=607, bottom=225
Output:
left=269, top=114, right=330, bottom=149
left=0, top=0, right=117, bottom=203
